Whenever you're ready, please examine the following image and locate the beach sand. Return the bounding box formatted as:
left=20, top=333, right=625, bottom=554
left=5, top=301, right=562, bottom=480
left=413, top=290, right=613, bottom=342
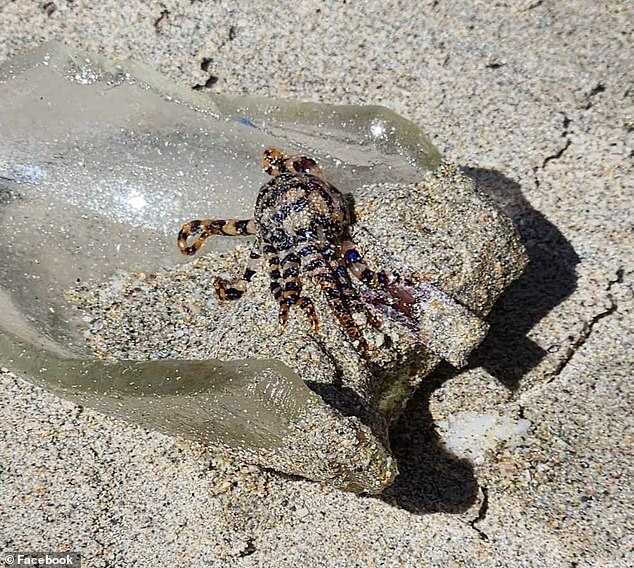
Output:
left=1, top=1, right=632, bottom=566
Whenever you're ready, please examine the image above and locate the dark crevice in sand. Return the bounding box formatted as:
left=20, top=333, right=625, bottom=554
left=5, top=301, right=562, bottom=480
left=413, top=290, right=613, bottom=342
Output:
left=582, top=82, right=606, bottom=110
left=468, top=486, right=489, bottom=541
left=191, top=25, right=236, bottom=90
left=42, top=1, right=57, bottom=17
left=154, top=6, right=170, bottom=32
left=533, top=112, right=571, bottom=190
left=66, top=403, right=84, bottom=425
left=526, top=0, right=546, bottom=10
left=216, top=24, right=238, bottom=52
left=545, top=267, right=624, bottom=383
left=192, top=75, right=219, bottom=91
left=541, top=138, right=571, bottom=170
left=238, top=538, right=257, bottom=558
left=541, top=112, right=571, bottom=169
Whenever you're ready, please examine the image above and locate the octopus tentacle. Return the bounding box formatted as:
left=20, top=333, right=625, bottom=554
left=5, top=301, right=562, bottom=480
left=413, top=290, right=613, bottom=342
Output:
left=214, top=243, right=261, bottom=301
left=340, top=239, right=400, bottom=289
left=178, top=218, right=256, bottom=255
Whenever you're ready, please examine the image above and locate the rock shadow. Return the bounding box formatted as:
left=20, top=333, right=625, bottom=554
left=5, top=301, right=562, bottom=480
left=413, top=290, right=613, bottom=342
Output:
left=382, top=168, right=579, bottom=513
left=461, top=167, right=580, bottom=389
left=381, top=367, right=479, bottom=513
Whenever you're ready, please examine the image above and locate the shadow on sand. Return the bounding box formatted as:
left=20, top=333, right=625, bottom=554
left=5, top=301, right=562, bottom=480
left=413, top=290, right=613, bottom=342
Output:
left=382, top=168, right=579, bottom=513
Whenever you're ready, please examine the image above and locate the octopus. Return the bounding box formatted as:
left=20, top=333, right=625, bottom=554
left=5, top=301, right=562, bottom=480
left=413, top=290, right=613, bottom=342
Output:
left=178, top=148, right=415, bottom=353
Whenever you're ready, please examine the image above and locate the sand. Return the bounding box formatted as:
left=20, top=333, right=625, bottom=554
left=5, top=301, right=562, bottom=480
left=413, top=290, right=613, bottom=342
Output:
left=1, top=1, right=632, bottom=566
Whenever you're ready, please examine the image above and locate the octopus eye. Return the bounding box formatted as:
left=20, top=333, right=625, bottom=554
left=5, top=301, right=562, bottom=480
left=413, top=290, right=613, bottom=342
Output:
left=292, top=157, right=318, bottom=173
left=293, top=157, right=317, bottom=172
left=289, top=156, right=324, bottom=178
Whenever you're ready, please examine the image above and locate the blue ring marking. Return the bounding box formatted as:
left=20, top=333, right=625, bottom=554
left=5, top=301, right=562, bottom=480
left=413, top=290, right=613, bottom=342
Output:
left=225, top=288, right=242, bottom=300
left=344, top=249, right=361, bottom=263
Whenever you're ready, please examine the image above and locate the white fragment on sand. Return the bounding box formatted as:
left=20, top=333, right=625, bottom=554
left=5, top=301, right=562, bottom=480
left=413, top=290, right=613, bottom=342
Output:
left=437, top=411, right=532, bottom=463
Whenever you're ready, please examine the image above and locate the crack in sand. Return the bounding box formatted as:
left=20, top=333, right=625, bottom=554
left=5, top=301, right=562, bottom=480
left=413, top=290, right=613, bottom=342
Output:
left=153, top=6, right=170, bottom=32
left=533, top=112, right=571, bottom=190
left=468, top=486, right=490, bottom=541
left=582, top=82, right=606, bottom=110
left=546, top=268, right=624, bottom=383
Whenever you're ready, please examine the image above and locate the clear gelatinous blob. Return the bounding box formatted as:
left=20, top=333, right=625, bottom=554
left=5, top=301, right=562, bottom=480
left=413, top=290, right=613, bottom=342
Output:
left=0, top=43, right=444, bottom=493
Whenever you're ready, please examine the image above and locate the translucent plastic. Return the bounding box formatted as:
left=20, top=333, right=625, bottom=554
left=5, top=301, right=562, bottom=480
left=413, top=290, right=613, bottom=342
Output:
left=0, top=43, right=445, bottom=492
